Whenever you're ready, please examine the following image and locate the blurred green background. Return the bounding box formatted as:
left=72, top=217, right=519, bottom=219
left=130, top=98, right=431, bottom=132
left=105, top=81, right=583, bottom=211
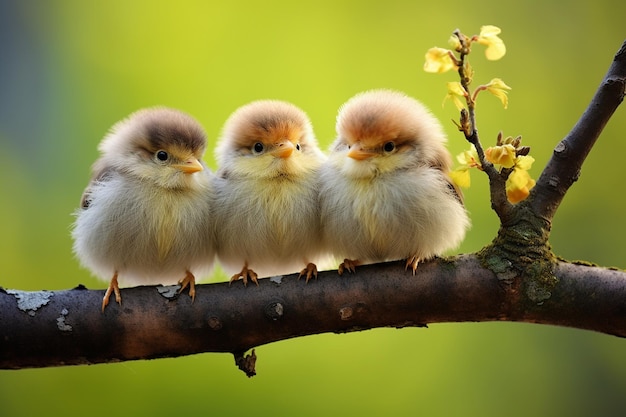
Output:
left=1, top=0, right=625, bottom=416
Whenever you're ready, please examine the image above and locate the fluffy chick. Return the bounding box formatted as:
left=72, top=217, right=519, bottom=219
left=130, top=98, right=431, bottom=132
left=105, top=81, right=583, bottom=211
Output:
left=319, top=89, right=470, bottom=274
left=213, top=100, right=326, bottom=284
left=72, top=107, right=215, bottom=310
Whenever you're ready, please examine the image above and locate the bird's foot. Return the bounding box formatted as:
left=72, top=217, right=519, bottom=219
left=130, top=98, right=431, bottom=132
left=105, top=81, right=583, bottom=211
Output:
left=298, top=263, right=318, bottom=283
left=102, top=272, right=121, bottom=312
left=230, top=265, right=259, bottom=286
left=338, top=259, right=359, bottom=275
left=178, top=270, right=196, bottom=302
left=405, top=256, right=421, bottom=275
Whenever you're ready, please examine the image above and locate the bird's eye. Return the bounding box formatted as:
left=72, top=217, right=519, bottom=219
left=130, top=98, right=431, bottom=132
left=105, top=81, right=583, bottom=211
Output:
left=156, top=150, right=169, bottom=161
left=383, top=142, right=396, bottom=153
left=295, top=143, right=301, bottom=151
left=252, top=142, right=264, bottom=154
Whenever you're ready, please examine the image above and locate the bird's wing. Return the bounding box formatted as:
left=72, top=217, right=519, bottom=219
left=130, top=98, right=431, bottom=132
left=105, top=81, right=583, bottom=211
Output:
left=429, top=159, right=465, bottom=206
left=446, top=175, right=465, bottom=205
left=79, top=164, right=116, bottom=209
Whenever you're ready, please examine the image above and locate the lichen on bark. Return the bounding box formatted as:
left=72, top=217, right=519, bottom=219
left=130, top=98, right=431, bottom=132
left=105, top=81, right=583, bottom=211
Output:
left=476, top=200, right=558, bottom=306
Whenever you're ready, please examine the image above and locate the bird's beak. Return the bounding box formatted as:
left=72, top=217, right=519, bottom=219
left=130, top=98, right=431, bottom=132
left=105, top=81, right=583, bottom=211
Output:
left=347, top=143, right=375, bottom=160
left=271, top=140, right=295, bottom=159
left=173, top=157, right=204, bottom=174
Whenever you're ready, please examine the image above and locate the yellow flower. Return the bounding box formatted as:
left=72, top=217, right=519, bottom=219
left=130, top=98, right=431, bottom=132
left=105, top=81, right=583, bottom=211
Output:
left=485, top=78, right=511, bottom=109
left=505, top=155, right=536, bottom=203
left=444, top=82, right=467, bottom=110
left=450, top=145, right=481, bottom=188
left=485, top=144, right=516, bottom=168
left=457, top=145, right=481, bottom=168
left=506, top=169, right=535, bottom=203
left=449, top=168, right=471, bottom=189
left=448, top=35, right=462, bottom=52
left=424, top=47, right=458, bottom=73
left=515, top=155, right=534, bottom=171
left=475, top=25, right=506, bottom=60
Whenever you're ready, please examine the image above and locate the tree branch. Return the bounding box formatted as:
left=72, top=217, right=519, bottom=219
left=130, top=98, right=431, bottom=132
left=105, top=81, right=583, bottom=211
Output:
left=530, top=40, right=626, bottom=221
left=1, top=256, right=625, bottom=371
left=472, top=40, right=626, bottom=309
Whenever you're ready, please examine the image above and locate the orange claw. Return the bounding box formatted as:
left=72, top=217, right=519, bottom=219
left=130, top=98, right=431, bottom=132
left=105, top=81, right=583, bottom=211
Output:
left=405, top=256, right=421, bottom=275
left=338, top=259, right=359, bottom=275
left=230, top=264, right=259, bottom=286
left=178, top=270, right=196, bottom=302
left=102, top=272, right=121, bottom=312
left=298, top=263, right=318, bottom=283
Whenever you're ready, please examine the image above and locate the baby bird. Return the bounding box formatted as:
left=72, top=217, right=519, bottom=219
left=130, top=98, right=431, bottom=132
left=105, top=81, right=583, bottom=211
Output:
left=72, top=107, right=215, bottom=311
left=213, top=100, right=326, bottom=284
left=319, top=89, right=470, bottom=274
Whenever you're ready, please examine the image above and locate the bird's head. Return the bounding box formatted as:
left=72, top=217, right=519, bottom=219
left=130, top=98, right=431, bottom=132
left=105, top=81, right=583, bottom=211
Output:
left=216, top=100, right=324, bottom=180
left=97, top=107, right=208, bottom=190
left=331, top=89, right=452, bottom=179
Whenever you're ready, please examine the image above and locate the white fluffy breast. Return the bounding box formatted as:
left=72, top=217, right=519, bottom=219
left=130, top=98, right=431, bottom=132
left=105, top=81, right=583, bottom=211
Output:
left=72, top=173, right=215, bottom=285
left=319, top=164, right=469, bottom=264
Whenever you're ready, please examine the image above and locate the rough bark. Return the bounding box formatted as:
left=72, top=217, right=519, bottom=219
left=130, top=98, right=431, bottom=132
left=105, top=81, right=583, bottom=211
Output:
left=1, top=256, right=625, bottom=370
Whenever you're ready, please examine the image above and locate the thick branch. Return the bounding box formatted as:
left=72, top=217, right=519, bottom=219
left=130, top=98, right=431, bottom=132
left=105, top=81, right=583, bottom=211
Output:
left=530, top=39, right=626, bottom=220
left=1, top=256, right=625, bottom=370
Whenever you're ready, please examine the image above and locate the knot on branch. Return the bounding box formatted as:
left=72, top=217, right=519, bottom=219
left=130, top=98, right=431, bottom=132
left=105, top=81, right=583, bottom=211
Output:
left=233, top=349, right=257, bottom=377
left=477, top=202, right=557, bottom=308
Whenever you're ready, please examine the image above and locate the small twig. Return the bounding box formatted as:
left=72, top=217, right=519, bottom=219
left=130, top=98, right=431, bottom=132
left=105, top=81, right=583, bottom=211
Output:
left=453, top=30, right=513, bottom=221
left=233, top=349, right=257, bottom=377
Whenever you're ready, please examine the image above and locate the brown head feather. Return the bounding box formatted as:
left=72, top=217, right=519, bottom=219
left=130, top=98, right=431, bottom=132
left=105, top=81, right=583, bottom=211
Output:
left=99, top=107, right=207, bottom=160
left=218, top=100, right=315, bottom=157
left=336, top=89, right=452, bottom=172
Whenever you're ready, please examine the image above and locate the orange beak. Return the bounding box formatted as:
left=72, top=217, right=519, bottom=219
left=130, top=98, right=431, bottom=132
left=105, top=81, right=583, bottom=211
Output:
left=271, top=140, right=295, bottom=159
left=173, top=157, right=204, bottom=174
left=347, top=143, right=376, bottom=160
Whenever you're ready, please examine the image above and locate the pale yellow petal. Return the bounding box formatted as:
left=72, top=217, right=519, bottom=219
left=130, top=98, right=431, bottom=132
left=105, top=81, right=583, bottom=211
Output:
left=479, top=25, right=502, bottom=37
left=488, top=78, right=511, bottom=90
left=448, top=81, right=467, bottom=96
left=485, top=78, right=512, bottom=109
left=484, top=38, right=506, bottom=61
left=424, top=47, right=458, bottom=73
left=450, top=168, right=471, bottom=188
left=506, top=185, right=530, bottom=204
left=456, top=145, right=481, bottom=168
left=456, top=151, right=469, bottom=165
left=506, top=168, right=536, bottom=203
left=476, top=25, right=506, bottom=60
left=448, top=35, right=462, bottom=51
left=443, top=82, right=467, bottom=110
left=485, top=144, right=516, bottom=168
left=508, top=168, right=530, bottom=189
left=515, top=155, right=535, bottom=171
